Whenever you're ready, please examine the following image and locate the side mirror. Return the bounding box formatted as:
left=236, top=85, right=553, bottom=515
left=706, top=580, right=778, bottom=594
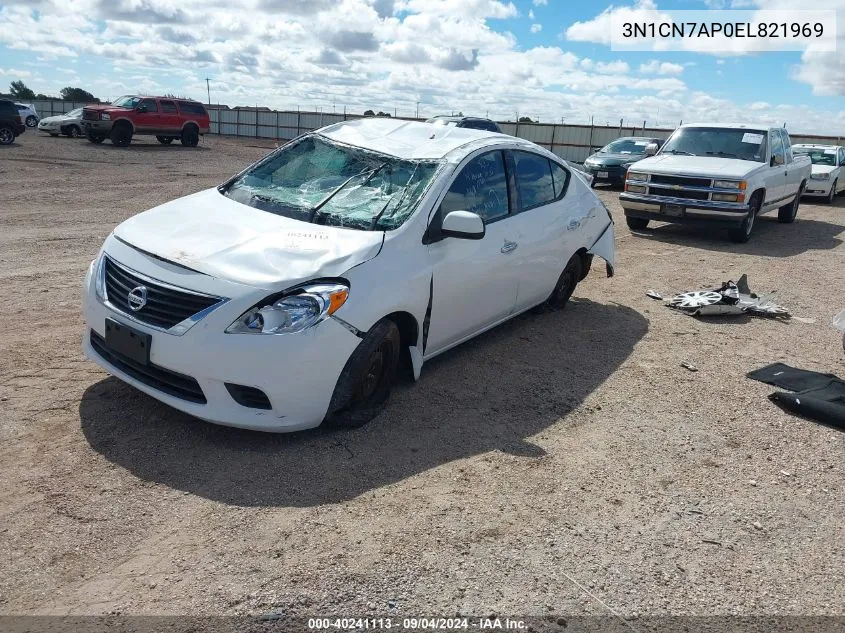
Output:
left=137, top=105, right=148, bottom=113
left=441, top=210, right=485, bottom=240
left=644, top=143, right=658, bottom=156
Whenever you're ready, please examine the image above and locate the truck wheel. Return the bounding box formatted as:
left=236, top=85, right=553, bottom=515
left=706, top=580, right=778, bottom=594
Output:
left=728, top=193, right=761, bottom=243
left=326, top=318, right=401, bottom=429
left=87, top=133, right=105, bottom=144
left=110, top=123, right=132, bottom=147
left=156, top=135, right=173, bottom=145
left=778, top=182, right=803, bottom=223
left=626, top=216, right=649, bottom=230
left=180, top=126, right=199, bottom=147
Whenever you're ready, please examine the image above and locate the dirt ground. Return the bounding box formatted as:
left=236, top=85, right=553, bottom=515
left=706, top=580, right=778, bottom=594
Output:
left=0, top=132, right=843, bottom=620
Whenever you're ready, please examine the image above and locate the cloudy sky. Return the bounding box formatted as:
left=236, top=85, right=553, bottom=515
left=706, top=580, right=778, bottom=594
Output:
left=0, top=0, right=844, bottom=133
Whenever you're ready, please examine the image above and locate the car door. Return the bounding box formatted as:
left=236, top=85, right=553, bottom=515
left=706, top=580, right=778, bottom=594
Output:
left=133, top=98, right=160, bottom=133
left=780, top=130, right=803, bottom=196
left=507, top=151, right=582, bottom=312
left=158, top=99, right=180, bottom=133
left=425, top=149, right=520, bottom=355
left=837, top=149, right=845, bottom=192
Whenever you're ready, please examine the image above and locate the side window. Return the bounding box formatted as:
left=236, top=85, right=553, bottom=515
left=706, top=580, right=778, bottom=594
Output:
left=178, top=101, right=207, bottom=115
left=770, top=131, right=784, bottom=165
left=160, top=100, right=178, bottom=114
left=138, top=98, right=158, bottom=113
left=780, top=131, right=793, bottom=162
left=839, top=148, right=845, bottom=166
left=513, top=151, right=555, bottom=210
left=550, top=162, right=571, bottom=199
left=439, top=151, right=510, bottom=223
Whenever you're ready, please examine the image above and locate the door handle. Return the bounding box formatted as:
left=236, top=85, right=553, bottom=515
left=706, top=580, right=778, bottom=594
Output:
left=501, top=240, right=518, bottom=254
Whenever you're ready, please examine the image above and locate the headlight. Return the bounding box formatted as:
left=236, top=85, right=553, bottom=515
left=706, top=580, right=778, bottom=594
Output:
left=94, top=253, right=106, bottom=300
left=100, top=113, right=110, bottom=121
left=811, top=173, right=830, bottom=180
left=226, top=282, right=349, bottom=335
left=713, top=179, right=744, bottom=189
left=627, top=171, right=648, bottom=182
left=584, top=160, right=597, bottom=167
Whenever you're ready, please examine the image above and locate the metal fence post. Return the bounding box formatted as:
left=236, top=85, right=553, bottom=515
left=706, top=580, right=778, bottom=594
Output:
left=296, top=108, right=301, bottom=137
left=587, top=117, right=594, bottom=162
left=236, top=108, right=240, bottom=137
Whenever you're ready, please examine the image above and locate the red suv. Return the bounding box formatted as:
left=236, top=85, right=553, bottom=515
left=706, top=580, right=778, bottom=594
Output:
left=82, top=95, right=210, bottom=147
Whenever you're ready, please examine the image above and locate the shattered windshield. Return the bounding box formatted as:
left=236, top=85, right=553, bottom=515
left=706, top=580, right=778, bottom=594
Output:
left=661, top=127, right=767, bottom=162
left=792, top=148, right=837, bottom=166
left=111, top=96, right=141, bottom=108
left=222, top=135, right=442, bottom=231
left=600, top=138, right=653, bottom=154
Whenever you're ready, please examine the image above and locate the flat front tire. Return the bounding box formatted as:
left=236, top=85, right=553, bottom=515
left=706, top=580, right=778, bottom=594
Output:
left=534, top=254, right=583, bottom=313
left=326, top=319, right=401, bottom=429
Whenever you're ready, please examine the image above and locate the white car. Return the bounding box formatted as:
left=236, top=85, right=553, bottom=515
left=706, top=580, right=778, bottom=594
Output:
left=82, top=118, right=616, bottom=433
left=792, top=144, right=845, bottom=203
left=15, top=103, right=38, bottom=127
left=37, top=107, right=84, bottom=137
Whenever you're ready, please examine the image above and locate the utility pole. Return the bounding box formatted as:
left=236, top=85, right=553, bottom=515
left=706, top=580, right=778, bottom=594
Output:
left=205, top=77, right=211, bottom=105
left=416, top=101, right=420, bottom=119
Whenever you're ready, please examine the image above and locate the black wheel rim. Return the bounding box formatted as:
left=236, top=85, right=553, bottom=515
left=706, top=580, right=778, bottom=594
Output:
left=359, top=343, right=387, bottom=400
left=0, top=128, right=11, bottom=144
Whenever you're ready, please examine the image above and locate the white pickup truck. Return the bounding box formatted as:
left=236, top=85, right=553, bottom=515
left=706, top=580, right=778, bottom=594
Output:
left=619, top=123, right=811, bottom=243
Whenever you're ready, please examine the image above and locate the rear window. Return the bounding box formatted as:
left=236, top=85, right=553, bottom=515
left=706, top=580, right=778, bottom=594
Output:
left=178, top=101, right=207, bottom=115
left=0, top=101, right=18, bottom=116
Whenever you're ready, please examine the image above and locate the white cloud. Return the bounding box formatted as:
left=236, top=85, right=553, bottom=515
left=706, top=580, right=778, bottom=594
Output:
left=565, top=0, right=659, bottom=45
left=0, top=67, right=32, bottom=77
left=528, top=9, right=535, bottom=19
left=533, top=0, right=548, bottom=5
left=639, top=60, right=684, bottom=75
left=530, top=23, right=542, bottom=33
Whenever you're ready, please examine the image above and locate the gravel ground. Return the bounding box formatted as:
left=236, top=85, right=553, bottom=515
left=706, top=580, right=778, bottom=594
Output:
left=0, top=133, right=843, bottom=620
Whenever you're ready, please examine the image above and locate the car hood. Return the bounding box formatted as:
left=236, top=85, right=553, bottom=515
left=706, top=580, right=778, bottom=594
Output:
left=811, top=164, right=837, bottom=175
left=586, top=152, right=646, bottom=166
left=112, top=188, right=385, bottom=289
left=40, top=114, right=74, bottom=123
left=634, top=154, right=762, bottom=179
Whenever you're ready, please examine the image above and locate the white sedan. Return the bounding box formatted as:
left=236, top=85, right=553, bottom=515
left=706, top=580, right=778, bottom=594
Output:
left=82, top=118, right=616, bottom=432
left=792, top=144, right=844, bottom=203
left=37, top=107, right=84, bottom=137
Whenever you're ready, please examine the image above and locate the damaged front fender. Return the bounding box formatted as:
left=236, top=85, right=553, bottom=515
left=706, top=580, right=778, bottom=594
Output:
left=588, top=220, right=616, bottom=277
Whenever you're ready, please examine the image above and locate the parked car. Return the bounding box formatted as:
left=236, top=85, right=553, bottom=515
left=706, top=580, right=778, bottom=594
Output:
left=0, top=99, right=27, bottom=145
left=37, top=107, right=84, bottom=137
left=426, top=115, right=502, bottom=133
left=619, top=124, right=811, bottom=243
left=791, top=144, right=845, bottom=203
left=16, top=103, right=38, bottom=127
left=82, top=118, right=616, bottom=432
left=81, top=95, right=210, bottom=147
left=582, top=137, right=664, bottom=187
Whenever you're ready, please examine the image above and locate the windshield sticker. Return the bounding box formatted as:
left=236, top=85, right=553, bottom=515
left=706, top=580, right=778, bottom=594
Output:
left=741, top=133, right=764, bottom=145
left=824, top=149, right=837, bottom=155
left=634, top=141, right=649, bottom=146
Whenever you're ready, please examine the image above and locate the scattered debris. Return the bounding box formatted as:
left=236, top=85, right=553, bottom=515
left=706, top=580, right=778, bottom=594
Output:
left=780, top=470, right=792, bottom=477
left=260, top=608, right=286, bottom=622
left=681, top=361, right=699, bottom=372
left=646, top=290, right=663, bottom=300
left=747, top=363, right=845, bottom=429
left=701, top=538, right=722, bottom=546
left=749, top=480, right=757, bottom=487
left=752, top=521, right=763, bottom=531
left=662, top=274, right=790, bottom=319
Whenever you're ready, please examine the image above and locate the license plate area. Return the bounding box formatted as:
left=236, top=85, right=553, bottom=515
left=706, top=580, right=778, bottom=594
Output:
left=597, top=171, right=609, bottom=179
left=663, top=203, right=685, bottom=217
left=104, top=318, right=151, bottom=366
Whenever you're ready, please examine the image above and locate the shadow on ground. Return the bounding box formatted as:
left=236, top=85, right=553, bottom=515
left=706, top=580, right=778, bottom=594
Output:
left=80, top=298, right=647, bottom=507
left=631, top=215, right=843, bottom=257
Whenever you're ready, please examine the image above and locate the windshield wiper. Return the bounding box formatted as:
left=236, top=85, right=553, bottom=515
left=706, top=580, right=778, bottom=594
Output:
left=308, top=162, right=389, bottom=223
left=706, top=151, right=739, bottom=158
left=663, top=149, right=695, bottom=156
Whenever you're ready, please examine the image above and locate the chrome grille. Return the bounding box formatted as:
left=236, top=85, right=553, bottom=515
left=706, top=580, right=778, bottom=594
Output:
left=647, top=186, right=710, bottom=201
left=103, top=256, right=222, bottom=330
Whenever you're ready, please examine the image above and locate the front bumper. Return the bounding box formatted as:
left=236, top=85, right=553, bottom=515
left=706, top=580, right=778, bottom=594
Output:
left=620, top=192, right=749, bottom=227
left=38, top=122, right=61, bottom=133
left=81, top=245, right=362, bottom=433
left=82, top=120, right=113, bottom=134
left=583, top=164, right=627, bottom=184
left=803, top=180, right=833, bottom=197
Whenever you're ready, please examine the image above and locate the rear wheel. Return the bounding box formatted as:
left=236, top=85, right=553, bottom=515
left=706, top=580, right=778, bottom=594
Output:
left=25, top=115, right=37, bottom=127
left=534, top=254, right=583, bottom=313
left=326, top=319, right=401, bottom=429
left=778, top=182, right=803, bottom=223
left=625, top=216, right=649, bottom=230
left=110, top=123, right=132, bottom=147
left=0, top=125, right=14, bottom=145
left=156, top=135, right=173, bottom=145
left=180, top=126, right=199, bottom=147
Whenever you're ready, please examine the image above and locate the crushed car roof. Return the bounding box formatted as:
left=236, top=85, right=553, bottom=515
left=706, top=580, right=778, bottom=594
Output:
left=318, top=118, right=534, bottom=161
